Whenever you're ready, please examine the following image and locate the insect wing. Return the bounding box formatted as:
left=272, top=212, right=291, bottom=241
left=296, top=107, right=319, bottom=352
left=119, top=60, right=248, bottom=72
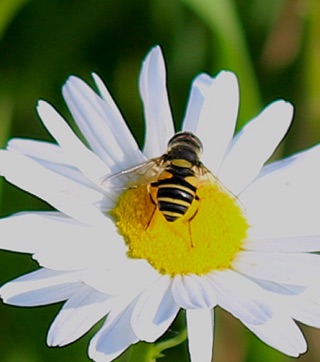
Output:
left=194, top=163, right=230, bottom=192
left=100, top=158, right=163, bottom=191
left=194, top=163, right=242, bottom=205
left=192, top=163, right=217, bottom=184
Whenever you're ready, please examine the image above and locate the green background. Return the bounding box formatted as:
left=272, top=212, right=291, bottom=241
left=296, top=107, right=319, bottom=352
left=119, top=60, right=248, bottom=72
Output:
left=0, top=0, right=319, bottom=361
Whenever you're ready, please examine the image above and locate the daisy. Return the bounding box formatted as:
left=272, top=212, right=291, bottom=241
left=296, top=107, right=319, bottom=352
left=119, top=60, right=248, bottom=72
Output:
left=1, top=46, right=320, bottom=362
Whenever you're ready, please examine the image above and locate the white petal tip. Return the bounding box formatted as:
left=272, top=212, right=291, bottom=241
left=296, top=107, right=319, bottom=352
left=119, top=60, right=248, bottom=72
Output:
left=149, top=44, right=162, bottom=55
left=46, top=337, right=54, bottom=347
left=65, top=75, right=78, bottom=83
left=0, top=285, right=13, bottom=304
left=143, top=45, right=163, bottom=65
left=270, top=99, right=294, bottom=114
left=36, top=100, right=55, bottom=117
left=0, top=294, right=8, bottom=304
left=217, top=70, right=237, bottom=79
left=37, top=99, right=48, bottom=110
left=91, top=72, right=100, bottom=83
left=62, top=76, right=83, bottom=94
left=46, top=332, right=66, bottom=348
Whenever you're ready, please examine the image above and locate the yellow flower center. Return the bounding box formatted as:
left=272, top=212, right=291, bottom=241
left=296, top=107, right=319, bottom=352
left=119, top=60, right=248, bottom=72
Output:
left=111, top=182, right=248, bottom=276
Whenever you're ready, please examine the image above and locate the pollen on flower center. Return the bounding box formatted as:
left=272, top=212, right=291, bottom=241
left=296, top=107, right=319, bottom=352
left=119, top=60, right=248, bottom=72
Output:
left=111, top=182, right=248, bottom=276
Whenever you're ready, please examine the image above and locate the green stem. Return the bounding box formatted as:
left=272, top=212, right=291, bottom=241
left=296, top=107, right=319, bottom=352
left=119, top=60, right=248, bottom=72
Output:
left=117, top=327, right=188, bottom=362
left=155, top=327, right=188, bottom=356
left=129, top=342, right=158, bottom=362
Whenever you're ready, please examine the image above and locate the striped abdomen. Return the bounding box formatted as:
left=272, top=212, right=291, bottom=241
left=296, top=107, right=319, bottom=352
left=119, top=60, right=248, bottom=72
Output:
left=155, top=176, right=197, bottom=222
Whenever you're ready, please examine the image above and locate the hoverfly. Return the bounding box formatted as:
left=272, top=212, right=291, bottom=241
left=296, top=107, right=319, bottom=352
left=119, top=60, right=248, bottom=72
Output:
left=102, top=131, right=216, bottom=245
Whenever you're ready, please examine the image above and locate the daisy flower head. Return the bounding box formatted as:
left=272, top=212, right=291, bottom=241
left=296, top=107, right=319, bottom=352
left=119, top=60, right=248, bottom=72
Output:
left=1, top=45, right=320, bottom=362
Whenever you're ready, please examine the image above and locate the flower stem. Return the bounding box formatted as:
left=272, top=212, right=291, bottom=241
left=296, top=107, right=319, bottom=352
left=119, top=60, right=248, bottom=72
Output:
left=117, top=327, right=188, bottom=362
left=154, top=327, right=188, bottom=356
left=129, top=342, right=158, bottom=362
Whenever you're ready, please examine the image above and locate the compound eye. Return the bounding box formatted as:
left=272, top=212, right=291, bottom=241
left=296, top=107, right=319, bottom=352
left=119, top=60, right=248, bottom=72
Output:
left=170, top=133, right=203, bottom=158
left=168, top=132, right=202, bottom=152
left=193, top=135, right=203, bottom=154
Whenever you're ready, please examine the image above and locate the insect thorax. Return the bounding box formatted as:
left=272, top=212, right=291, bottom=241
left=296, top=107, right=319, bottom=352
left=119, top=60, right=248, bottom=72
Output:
left=166, top=146, right=200, bottom=166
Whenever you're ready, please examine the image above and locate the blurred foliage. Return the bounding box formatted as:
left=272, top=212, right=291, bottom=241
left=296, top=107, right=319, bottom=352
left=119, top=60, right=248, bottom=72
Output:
left=0, top=0, right=319, bottom=361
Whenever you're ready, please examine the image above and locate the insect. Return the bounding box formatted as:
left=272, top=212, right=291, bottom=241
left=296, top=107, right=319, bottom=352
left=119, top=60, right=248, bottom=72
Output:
left=102, top=131, right=215, bottom=245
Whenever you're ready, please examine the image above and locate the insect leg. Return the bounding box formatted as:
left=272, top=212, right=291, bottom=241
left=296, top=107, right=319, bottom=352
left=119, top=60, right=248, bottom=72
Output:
left=187, top=207, right=199, bottom=248
left=146, top=183, right=158, bottom=230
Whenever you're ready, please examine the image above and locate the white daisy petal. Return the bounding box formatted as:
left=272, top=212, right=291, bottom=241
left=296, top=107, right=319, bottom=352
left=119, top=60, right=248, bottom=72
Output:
left=35, top=229, right=126, bottom=271
left=286, top=286, right=320, bottom=327
left=8, top=138, right=95, bottom=188
left=219, top=100, right=293, bottom=195
left=47, top=285, right=115, bottom=347
left=92, top=73, right=123, bottom=117
left=288, top=299, right=320, bottom=328
left=0, top=212, right=48, bottom=254
left=243, top=311, right=307, bottom=357
left=83, top=259, right=160, bottom=297
left=172, top=274, right=217, bottom=309
left=249, top=278, right=307, bottom=296
left=208, top=270, right=272, bottom=325
left=243, top=235, right=320, bottom=252
left=233, top=251, right=320, bottom=286
left=131, top=275, right=179, bottom=342
left=183, top=71, right=239, bottom=173
left=32, top=214, right=125, bottom=270
left=186, top=309, right=214, bottom=362
left=0, top=268, right=81, bottom=306
left=62, top=78, right=113, bottom=167
left=0, top=212, right=126, bottom=270
left=0, top=150, right=107, bottom=226
left=242, top=145, right=320, bottom=239
left=182, top=73, right=213, bottom=133
left=62, top=76, right=144, bottom=170
left=92, top=72, right=145, bottom=165
left=139, top=46, right=175, bottom=158
left=8, top=138, right=67, bottom=164
left=37, top=101, right=111, bottom=185
left=89, top=302, right=138, bottom=362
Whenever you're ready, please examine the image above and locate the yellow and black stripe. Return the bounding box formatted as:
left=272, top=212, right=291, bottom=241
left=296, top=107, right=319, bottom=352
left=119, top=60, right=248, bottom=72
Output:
left=154, top=176, right=197, bottom=222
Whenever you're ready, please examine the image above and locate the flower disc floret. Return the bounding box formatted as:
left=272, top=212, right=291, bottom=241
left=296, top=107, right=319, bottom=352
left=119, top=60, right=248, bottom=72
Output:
left=111, top=182, right=248, bottom=275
